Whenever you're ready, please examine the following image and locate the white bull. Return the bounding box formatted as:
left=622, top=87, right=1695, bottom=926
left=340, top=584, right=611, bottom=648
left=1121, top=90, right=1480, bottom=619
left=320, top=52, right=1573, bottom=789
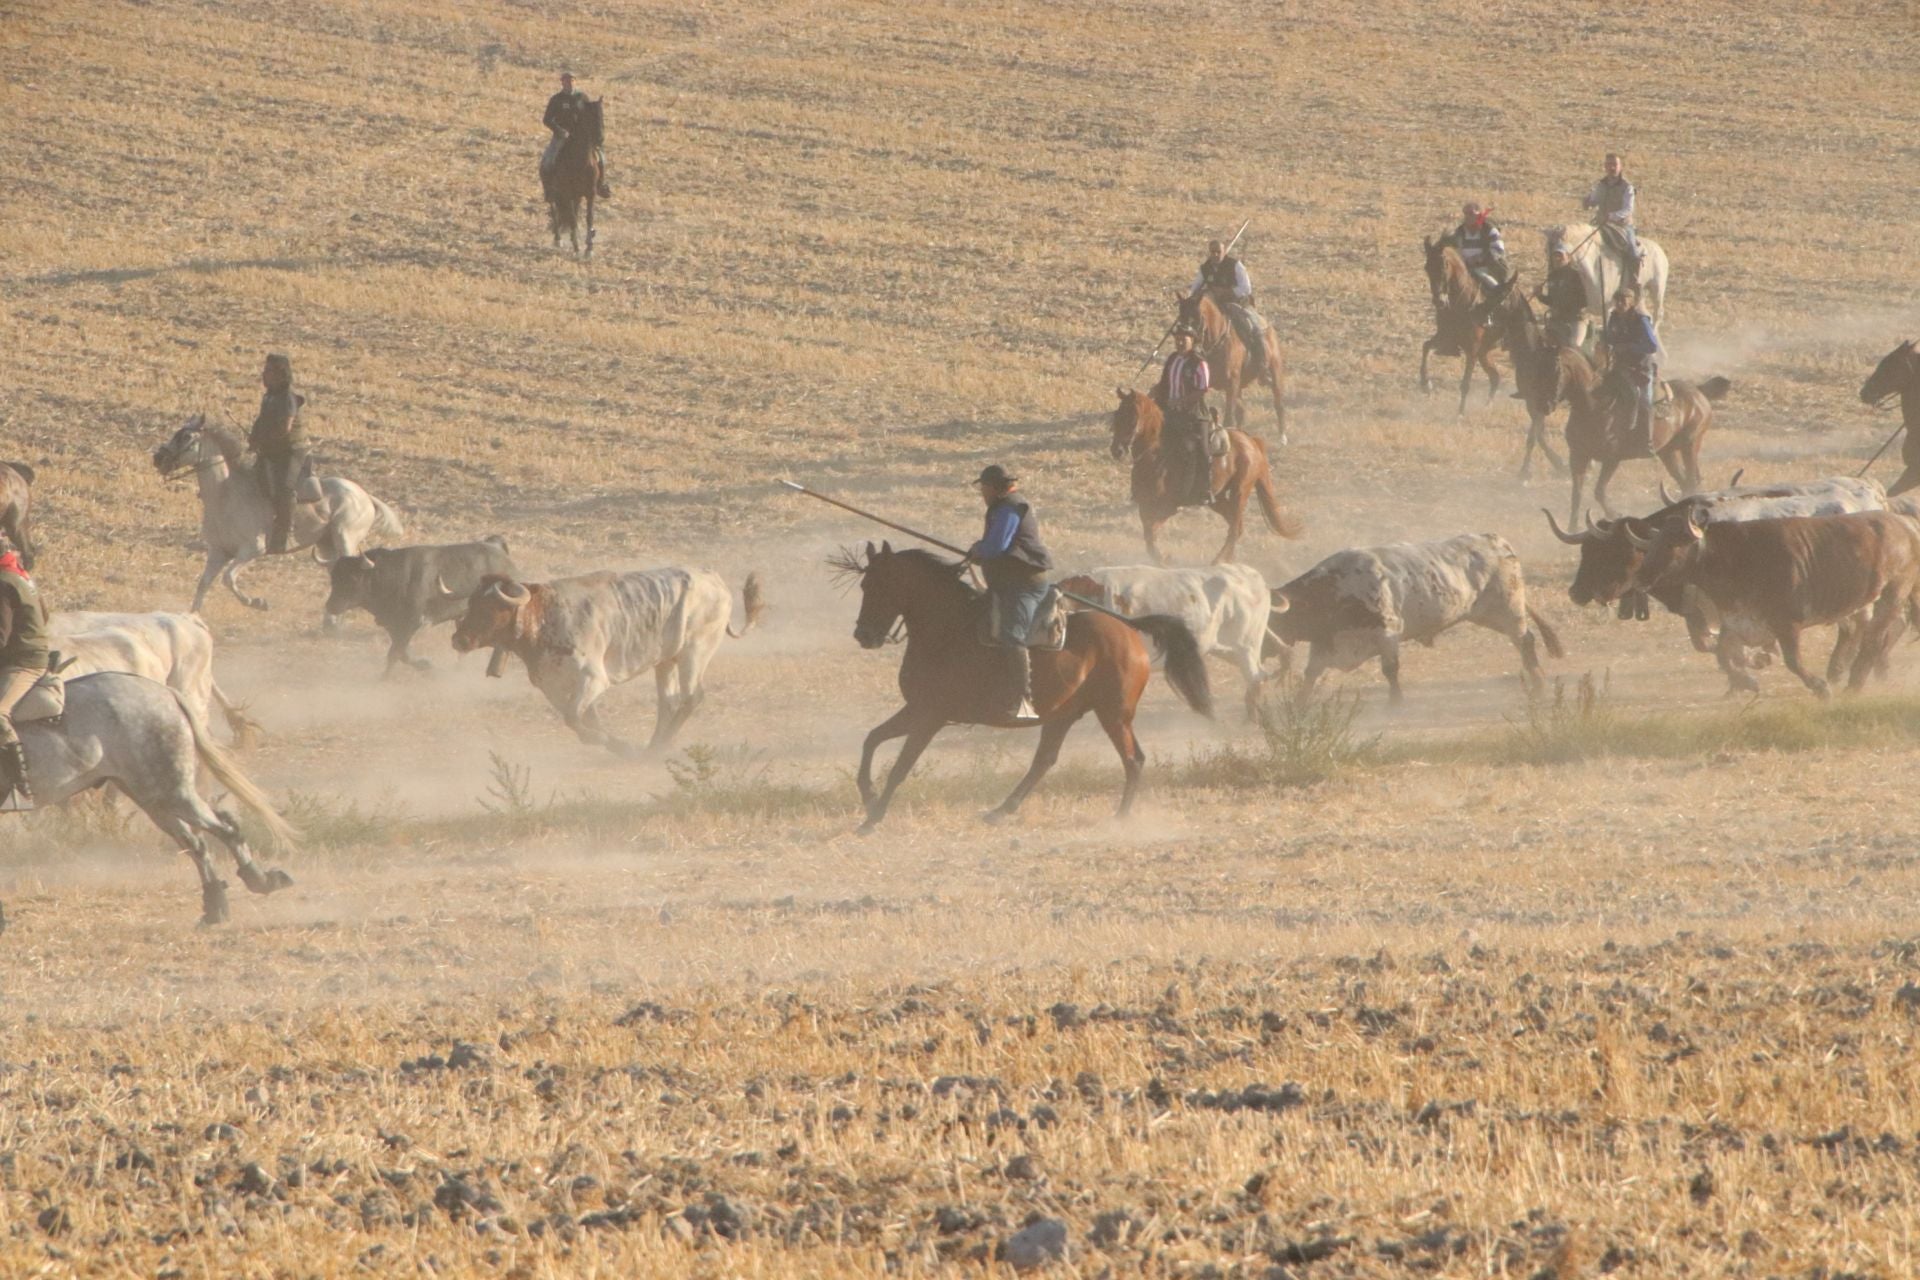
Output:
left=451, top=567, right=765, bottom=756
left=1057, top=564, right=1281, bottom=717
left=50, top=611, right=257, bottom=745
left=1268, top=533, right=1564, bottom=703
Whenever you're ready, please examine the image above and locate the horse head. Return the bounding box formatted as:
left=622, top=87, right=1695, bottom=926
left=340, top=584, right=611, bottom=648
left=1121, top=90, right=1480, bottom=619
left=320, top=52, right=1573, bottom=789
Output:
left=1422, top=235, right=1458, bottom=309
left=1861, top=338, right=1918, bottom=409
left=1110, top=386, right=1157, bottom=460
left=151, top=413, right=212, bottom=477
left=844, top=541, right=901, bottom=649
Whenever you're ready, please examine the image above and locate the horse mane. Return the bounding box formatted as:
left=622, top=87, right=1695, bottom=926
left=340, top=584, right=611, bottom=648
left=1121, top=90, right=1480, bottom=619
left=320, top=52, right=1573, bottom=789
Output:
left=1553, top=345, right=1603, bottom=405
left=199, top=422, right=249, bottom=468
left=1434, top=244, right=1480, bottom=311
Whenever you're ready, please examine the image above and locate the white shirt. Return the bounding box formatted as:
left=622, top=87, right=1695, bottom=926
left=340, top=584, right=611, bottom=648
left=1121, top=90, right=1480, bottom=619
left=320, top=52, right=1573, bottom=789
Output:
left=1189, top=260, right=1253, bottom=301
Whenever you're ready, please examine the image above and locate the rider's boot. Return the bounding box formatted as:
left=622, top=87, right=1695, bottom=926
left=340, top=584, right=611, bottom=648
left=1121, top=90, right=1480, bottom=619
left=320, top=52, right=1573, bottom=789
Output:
left=1, top=740, right=33, bottom=810
left=268, top=491, right=295, bottom=556
left=1002, top=646, right=1040, bottom=725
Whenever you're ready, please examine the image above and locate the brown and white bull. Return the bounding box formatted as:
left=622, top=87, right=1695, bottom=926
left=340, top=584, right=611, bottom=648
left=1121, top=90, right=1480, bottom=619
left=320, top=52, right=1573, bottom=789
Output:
left=51, top=611, right=258, bottom=745
left=1625, top=510, right=1920, bottom=697
left=1056, top=563, right=1281, bottom=718
left=1545, top=476, right=1890, bottom=682
left=1267, top=533, right=1563, bottom=703
left=452, top=568, right=765, bottom=755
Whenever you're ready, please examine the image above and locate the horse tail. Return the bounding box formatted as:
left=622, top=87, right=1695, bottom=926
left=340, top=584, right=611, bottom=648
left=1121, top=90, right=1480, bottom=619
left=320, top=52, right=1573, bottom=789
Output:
left=727, top=572, right=767, bottom=639
left=1527, top=608, right=1567, bottom=660
left=1698, top=376, right=1733, bottom=403
left=7, top=461, right=35, bottom=486
left=1123, top=614, right=1213, bottom=719
left=1254, top=468, right=1305, bottom=539
left=181, top=692, right=300, bottom=850
left=370, top=495, right=405, bottom=543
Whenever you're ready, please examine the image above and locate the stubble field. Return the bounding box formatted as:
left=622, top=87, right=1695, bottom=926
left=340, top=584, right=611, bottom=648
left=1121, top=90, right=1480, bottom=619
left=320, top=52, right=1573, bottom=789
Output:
left=4, top=0, right=1920, bottom=1274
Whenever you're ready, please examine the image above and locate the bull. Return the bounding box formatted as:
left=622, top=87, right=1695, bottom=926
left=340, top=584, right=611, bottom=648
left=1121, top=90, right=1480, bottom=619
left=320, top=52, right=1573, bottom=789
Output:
left=452, top=567, right=766, bottom=755
left=1545, top=476, right=1891, bottom=688
left=325, top=536, right=516, bottom=675
left=51, top=610, right=259, bottom=745
left=1624, top=510, right=1920, bottom=697
left=1056, top=563, right=1282, bottom=719
left=1267, top=533, right=1563, bottom=703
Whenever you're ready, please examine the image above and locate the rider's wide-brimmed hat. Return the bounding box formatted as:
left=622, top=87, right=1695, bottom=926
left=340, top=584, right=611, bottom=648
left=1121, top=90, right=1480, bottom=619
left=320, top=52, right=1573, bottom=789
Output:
left=973, top=464, right=1018, bottom=489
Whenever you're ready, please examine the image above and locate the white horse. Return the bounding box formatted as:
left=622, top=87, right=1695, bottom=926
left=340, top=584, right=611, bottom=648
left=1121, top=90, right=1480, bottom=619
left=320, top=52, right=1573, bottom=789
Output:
left=152, top=415, right=403, bottom=617
left=1549, top=224, right=1669, bottom=330
left=12, top=672, right=298, bottom=925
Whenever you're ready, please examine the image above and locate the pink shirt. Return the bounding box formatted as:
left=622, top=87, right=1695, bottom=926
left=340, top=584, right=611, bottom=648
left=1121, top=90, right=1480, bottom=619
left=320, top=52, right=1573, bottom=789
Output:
left=1162, top=352, right=1210, bottom=404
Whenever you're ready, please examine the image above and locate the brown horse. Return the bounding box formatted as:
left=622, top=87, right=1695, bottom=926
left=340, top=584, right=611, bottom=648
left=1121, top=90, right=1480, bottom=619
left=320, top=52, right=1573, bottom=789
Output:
left=1470, top=275, right=1568, bottom=479
left=1553, top=348, right=1729, bottom=524
left=1420, top=237, right=1503, bottom=413
left=0, top=462, right=35, bottom=569
left=542, top=97, right=601, bottom=256
left=836, top=542, right=1211, bottom=832
left=1176, top=289, right=1286, bottom=442
left=1109, top=389, right=1303, bottom=564
left=1861, top=339, right=1920, bottom=495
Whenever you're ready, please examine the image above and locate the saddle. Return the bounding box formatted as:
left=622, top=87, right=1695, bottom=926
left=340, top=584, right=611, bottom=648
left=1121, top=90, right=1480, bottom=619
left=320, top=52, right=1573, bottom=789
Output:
left=977, top=589, right=1068, bottom=652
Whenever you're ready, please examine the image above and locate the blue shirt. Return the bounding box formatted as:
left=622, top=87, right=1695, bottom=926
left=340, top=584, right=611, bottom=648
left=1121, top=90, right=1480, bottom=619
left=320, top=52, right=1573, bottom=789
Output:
left=971, top=505, right=1020, bottom=559
left=1606, top=310, right=1660, bottom=361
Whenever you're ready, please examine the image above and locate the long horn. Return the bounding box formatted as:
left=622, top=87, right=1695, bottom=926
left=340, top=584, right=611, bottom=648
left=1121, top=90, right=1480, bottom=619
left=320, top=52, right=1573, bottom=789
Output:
left=1542, top=508, right=1588, bottom=545
left=487, top=579, right=531, bottom=604
left=1658, top=481, right=1677, bottom=506
left=1623, top=524, right=1656, bottom=551
left=434, top=574, right=460, bottom=598
left=1584, top=510, right=1601, bottom=535
left=1728, top=468, right=1745, bottom=488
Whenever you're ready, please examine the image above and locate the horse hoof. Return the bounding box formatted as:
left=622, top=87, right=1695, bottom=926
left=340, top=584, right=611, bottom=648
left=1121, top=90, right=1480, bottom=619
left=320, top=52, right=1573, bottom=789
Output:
left=247, top=599, right=270, bottom=613
left=980, top=808, right=1008, bottom=826
left=855, top=819, right=879, bottom=836
left=264, top=868, right=294, bottom=893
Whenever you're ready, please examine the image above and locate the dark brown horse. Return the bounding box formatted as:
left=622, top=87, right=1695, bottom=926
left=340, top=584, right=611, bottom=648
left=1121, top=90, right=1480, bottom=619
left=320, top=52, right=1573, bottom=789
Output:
left=1470, top=275, right=1568, bottom=479
left=542, top=97, right=601, bottom=256
left=1176, top=289, right=1286, bottom=442
left=1862, top=339, right=1920, bottom=495
left=836, top=543, right=1211, bottom=832
left=1109, top=389, right=1303, bottom=564
left=1420, top=237, right=1503, bottom=413
left=0, top=462, right=35, bottom=569
left=1553, top=348, right=1729, bottom=525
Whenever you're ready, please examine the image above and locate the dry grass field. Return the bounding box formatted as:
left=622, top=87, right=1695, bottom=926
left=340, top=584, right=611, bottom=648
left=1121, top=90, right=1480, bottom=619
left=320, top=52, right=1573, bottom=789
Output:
left=5, top=0, right=1920, bottom=1274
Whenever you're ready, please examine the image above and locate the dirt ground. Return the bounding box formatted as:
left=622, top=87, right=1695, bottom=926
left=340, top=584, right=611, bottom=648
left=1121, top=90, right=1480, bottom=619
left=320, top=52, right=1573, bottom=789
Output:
left=3, top=0, right=1920, bottom=1274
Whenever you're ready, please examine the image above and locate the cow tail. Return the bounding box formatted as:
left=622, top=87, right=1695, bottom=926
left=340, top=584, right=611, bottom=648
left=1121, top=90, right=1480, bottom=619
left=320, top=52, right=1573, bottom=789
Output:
left=1125, top=614, right=1214, bottom=719
left=727, top=572, right=767, bottom=639
left=1254, top=470, right=1305, bottom=539
left=211, top=681, right=264, bottom=749
left=1528, top=608, right=1567, bottom=660
left=178, top=691, right=301, bottom=850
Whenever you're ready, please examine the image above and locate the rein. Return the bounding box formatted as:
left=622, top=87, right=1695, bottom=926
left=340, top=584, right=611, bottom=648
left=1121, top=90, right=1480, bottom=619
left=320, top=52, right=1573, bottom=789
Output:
left=159, top=457, right=231, bottom=483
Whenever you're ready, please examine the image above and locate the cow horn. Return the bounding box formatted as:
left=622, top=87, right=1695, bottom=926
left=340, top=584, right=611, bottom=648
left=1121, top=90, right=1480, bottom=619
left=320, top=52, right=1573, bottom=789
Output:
left=1685, top=508, right=1707, bottom=541
left=1623, top=525, right=1656, bottom=551
left=1728, top=468, right=1745, bottom=488
left=1269, top=591, right=1291, bottom=614
left=1658, top=481, right=1677, bottom=506
left=434, top=574, right=459, bottom=598
left=1542, top=508, right=1588, bottom=545
left=490, top=579, right=531, bottom=604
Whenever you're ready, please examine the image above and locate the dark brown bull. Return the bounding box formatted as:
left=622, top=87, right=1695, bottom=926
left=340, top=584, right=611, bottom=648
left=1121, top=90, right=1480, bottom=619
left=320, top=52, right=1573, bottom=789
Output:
left=1626, top=511, right=1920, bottom=697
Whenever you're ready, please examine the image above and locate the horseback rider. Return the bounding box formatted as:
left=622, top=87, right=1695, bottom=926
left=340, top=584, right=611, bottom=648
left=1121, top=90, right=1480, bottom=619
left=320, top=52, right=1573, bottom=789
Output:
left=542, top=71, right=611, bottom=199
left=1583, top=151, right=1640, bottom=285
left=1190, top=238, right=1254, bottom=306
left=1534, top=242, right=1587, bottom=347
left=1600, top=286, right=1663, bottom=455
left=1155, top=325, right=1215, bottom=505
left=248, top=353, right=307, bottom=555
left=0, top=530, right=48, bottom=809
left=1453, top=202, right=1510, bottom=291
left=964, top=465, right=1053, bottom=725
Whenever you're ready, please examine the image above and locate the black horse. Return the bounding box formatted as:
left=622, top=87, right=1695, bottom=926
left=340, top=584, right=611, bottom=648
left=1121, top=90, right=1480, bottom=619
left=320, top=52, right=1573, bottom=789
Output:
left=542, top=97, right=602, bottom=256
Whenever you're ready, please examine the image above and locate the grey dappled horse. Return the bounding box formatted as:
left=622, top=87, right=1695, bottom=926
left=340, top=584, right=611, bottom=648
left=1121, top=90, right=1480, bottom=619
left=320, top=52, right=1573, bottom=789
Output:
left=152, top=416, right=404, bottom=618
left=17, top=672, right=298, bottom=925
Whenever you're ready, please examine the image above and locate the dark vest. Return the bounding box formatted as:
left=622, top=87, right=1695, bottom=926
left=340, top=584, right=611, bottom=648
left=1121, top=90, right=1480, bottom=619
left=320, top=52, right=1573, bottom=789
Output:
left=1202, top=255, right=1243, bottom=292
left=984, top=495, right=1052, bottom=577
left=0, top=568, right=49, bottom=669
left=1543, top=265, right=1585, bottom=319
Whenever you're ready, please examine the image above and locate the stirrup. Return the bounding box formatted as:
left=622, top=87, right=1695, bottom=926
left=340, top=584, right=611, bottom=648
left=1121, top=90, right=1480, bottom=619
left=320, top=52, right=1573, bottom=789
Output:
left=1006, top=699, right=1041, bottom=726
